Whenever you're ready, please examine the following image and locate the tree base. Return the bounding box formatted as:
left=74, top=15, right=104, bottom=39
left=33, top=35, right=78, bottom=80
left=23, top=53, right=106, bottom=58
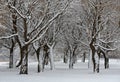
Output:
left=20, top=65, right=28, bottom=74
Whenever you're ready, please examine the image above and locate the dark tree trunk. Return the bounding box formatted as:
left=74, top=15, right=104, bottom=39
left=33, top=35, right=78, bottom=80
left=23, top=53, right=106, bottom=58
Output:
left=69, top=51, right=73, bottom=69
left=37, top=62, right=40, bottom=72
left=63, top=49, right=68, bottom=63
left=100, top=50, right=109, bottom=69
left=64, top=55, right=68, bottom=63
left=42, top=54, right=49, bottom=70
left=9, top=46, right=14, bottom=68
left=19, top=46, right=28, bottom=74
left=82, top=52, right=86, bottom=62
left=73, top=46, right=77, bottom=64
left=19, top=55, right=28, bottom=74
left=42, top=44, right=49, bottom=70
left=20, top=18, right=29, bottom=74
left=90, top=38, right=96, bottom=72
left=36, top=47, right=41, bottom=73
left=92, top=51, right=96, bottom=72
left=43, top=52, right=49, bottom=65
left=9, top=50, right=13, bottom=68
left=96, top=63, right=99, bottom=73
left=9, top=39, right=15, bottom=68
left=69, top=46, right=77, bottom=69
left=9, top=0, right=17, bottom=69
left=105, top=52, right=109, bottom=69
left=96, top=52, right=100, bottom=73
left=11, top=0, right=23, bottom=68
left=105, top=57, right=109, bottom=69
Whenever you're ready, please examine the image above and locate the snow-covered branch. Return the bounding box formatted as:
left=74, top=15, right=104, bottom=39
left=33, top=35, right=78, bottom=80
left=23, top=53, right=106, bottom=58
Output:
left=95, top=44, right=117, bottom=51
left=99, top=39, right=116, bottom=44
left=26, top=12, right=62, bottom=44
left=28, top=3, right=49, bottom=35
left=0, top=33, right=18, bottom=40
left=25, top=0, right=72, bottom=45
left=7, top=3, right=27, bottom=19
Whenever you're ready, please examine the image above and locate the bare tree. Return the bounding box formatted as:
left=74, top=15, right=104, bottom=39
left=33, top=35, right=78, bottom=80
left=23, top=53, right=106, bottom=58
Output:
left=6, top=0, right=72, bottom=74
left=81, top=0, right=120, bottom=73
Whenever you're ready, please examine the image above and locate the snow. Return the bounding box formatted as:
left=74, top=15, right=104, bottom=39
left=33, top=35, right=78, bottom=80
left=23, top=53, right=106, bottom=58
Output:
left=0, top=33, right=18, bottom=39
left=0, top=59, right=120, bottom=82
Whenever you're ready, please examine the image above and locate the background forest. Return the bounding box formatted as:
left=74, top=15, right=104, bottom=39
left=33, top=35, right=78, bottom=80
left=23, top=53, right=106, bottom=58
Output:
left=0, top=0, right=120, bottom=75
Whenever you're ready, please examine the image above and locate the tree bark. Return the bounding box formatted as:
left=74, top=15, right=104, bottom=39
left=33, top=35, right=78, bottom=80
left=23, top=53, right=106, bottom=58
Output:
left=88, top=49, right=92, bottom=68
left=104, top=52, right=109, bottom=69
left=63, top=49, right=68, bottom=63
left=90, top=38, right=96, bottom=72
left=69, top=50, right=73, bottom=69
left=95, top=51, right=100, bottom=73
left=9, top=45, right=13, bottom=68
left=19, top=55, right=28, bottom=74
left=42, top=44, right=49, bottom=70
left=9, top=50, right=14, bottom=68
left=82, top=52, right=86, bottom=62
left=9, top=41, right=14, bottom=68
left=49, top=46, right=55, bottom=70
left=105, top=58, right=109, bottom=69
left=100, top=49, right=109, bottom=69
left=40, top=47, right=44, bottom=72
left=73, top=46, right=77, bottom=64
left=36, top=47, right=41, bottom=72
left=20, top=18, right=29, bottom=74
left=9, top=0, right=17, bottom=68
left=19, top=46, right=28, bottom=74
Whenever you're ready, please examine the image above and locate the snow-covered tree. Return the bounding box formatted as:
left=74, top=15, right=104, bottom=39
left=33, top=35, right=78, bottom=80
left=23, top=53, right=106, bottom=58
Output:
left=80, top=0, right=120, bottom=73
left=6, top=0, right=72, bottom=74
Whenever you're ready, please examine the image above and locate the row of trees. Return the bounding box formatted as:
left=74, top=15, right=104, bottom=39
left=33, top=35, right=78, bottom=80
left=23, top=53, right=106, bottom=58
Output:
left=0, top=0, right=120, bottom=74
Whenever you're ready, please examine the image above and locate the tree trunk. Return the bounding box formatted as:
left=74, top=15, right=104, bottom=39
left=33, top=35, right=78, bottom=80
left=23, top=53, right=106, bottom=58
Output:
left=92, top=51, right=96, bottom=72
left=20, top=57, right=28, bottom=74
left=9, top=0, right=17, bottom=68
left=90, top=39, right=96, bottom=72
left=9, top=47, right=14, bottom=68
left=9, top=39, right=15, bottom=68
left=42, top=50, right=49, bottom=70
left=19, top=46, right=28, bottom=74
left=49, top=47, right=54, bottom=70
left=95, top=51, right=100, bottom=73
left=102, top=50, right=109, bottom=69
left=105, top=52, right=109, bottom=69
left=63, top=49, right=68, bottom=63
left=40, top=47, right=44, bottom=72
left=36, top=47, right=41, bottom=73
left=82, top=52, right=86, bottom=62
left=42, top=44, right=49, bottom=70
left=73, top=46, right=77, bottom=64
left=19, top=17, right=29, bottom=74
left=64, top=54, right=68, bottom=63
left=69, top=51, right=73, bottom=69
left=20, top=52, right=28, bottom=74
left=105, top=57, right=109, bottom=69
left=88, top=49, right=92, bottom=68
left=37, top=60, right=40, bottom=73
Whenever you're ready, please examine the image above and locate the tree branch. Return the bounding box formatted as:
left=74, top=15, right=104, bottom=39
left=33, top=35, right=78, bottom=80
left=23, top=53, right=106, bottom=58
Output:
left=7, top=3, right=27, bottom=19
left=95, top=44, right=117, bottom=51
left=25, top=0, right=72, bottom=45
left=0, top=33, right=18, bottom=39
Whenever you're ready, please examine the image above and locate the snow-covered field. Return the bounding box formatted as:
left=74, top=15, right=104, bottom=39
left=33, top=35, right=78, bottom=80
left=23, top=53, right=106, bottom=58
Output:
left=0, top=59, right=120, bottom=82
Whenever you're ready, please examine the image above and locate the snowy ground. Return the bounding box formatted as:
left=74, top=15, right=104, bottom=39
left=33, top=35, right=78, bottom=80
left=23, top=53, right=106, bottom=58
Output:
left=0, top=59, right=120, bottom=82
